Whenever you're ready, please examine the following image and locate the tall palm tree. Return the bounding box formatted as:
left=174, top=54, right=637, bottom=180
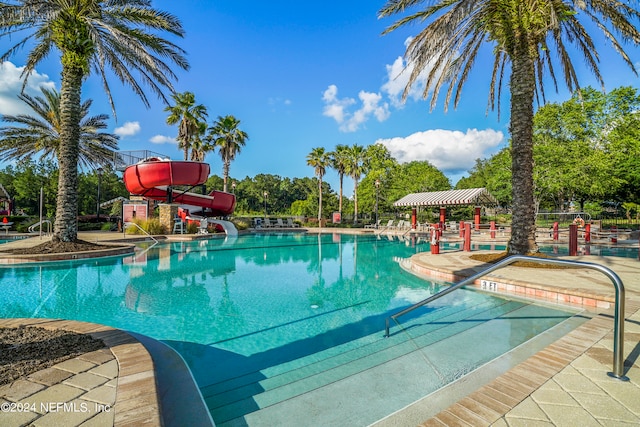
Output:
left=0, top=1, right=188, bottom=243
left=188, top=120, right=209, bottom=162
left=379, top=0, right=640, bottom=254
left=165, top=91, right=208, bottom=161
left=0, top=87, right=118, bottom=169
left=329, top=144, right=349, bottom=219
left=206, top=115, right=248, bottom=193
left=346, top=144, right=367, bottom=224
left=307, top=147, right=330, bottom=223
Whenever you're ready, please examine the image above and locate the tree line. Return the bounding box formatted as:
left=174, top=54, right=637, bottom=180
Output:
left=457, top=86, right=640, bottom=218
left=2, top=0, right=639, bottom=255
left=2, top=86, right=639, bottom=224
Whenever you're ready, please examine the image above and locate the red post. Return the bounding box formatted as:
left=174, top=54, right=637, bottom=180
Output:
left=569, top=224, right=578, bottom=256
left=474, top=207, right=481, bottom=231
left=459, top=221, right=465, bottom=238
left=411, top=208, right=417, bottom=230
left=430, top=225, right=440, bottom=254
left=585, top=223, right=591, bottom=243
left=464, top=223, right=472, bottom=252
left=553, top=222, right=559, bottom=240
left=490, top=221, right=496, bottom=239
left=439, top=207, right=446, bottom=229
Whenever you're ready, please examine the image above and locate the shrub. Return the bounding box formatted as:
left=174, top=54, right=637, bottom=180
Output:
left=231, top=217, right=251, bottom=230
left=125, top=218, right=167, bottom=235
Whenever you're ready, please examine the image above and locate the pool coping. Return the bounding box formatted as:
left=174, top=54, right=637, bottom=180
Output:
left=0, top=318, right=163, bottom=426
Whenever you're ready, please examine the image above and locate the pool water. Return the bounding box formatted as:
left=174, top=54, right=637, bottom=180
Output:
left=0, top=233, right=585, bottom=426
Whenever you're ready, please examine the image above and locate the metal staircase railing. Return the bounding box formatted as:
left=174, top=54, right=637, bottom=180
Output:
left=384, top=255, right=628, bottom=380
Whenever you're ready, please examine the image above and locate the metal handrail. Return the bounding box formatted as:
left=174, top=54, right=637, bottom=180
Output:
left=123, top=222, right=158, bottom=243
left=28, top=219, right=52, bottom=234
left=384, top=255, right=628, bottom=380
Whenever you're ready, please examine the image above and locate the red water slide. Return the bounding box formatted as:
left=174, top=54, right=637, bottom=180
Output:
left=123, top=159, right=235, bottom=216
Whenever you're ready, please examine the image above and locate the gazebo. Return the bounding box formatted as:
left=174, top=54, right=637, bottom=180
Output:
left=392, top=187, right=498, bottom=230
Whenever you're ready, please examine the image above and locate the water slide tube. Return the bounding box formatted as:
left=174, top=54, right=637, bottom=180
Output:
left=123, top=159, right=236, bottom=216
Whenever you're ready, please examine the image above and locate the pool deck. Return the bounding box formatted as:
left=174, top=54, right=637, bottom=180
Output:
left=0, top=230, right=639, bottom=426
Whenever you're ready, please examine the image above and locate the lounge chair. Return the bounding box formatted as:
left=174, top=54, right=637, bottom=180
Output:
left=366, top=219, right=381, bottom=229
left=275, top=218, right=286, bottom=228
left=286, top=218, right=300, bottom=228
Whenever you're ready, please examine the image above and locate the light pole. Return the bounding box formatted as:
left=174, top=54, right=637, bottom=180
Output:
left=263, top=191, right=268, bottom=219
left=232, top=182, right=236, bottom=194
left=96, top=167, right=104, bottom=221
left=375, top=179, right=380, bottom=228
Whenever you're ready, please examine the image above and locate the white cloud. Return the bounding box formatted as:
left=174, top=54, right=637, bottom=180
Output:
left=376, top=128, right=504, bottom=172
left=381, top=37, right=444, bottom=108
left=149, top=135, right=176, bottom=144
left=0, top=61, right=56, bottom=115
left=322, top=84, right=389, bottom=132
left=114, top=121, right=141, bottom=137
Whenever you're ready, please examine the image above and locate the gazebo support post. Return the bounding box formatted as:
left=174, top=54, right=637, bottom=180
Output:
left=439, top=207, right=446, bottom=230
left=474, top=206, right=481, bottom=231
left=411, top=207, right=417, bottom=230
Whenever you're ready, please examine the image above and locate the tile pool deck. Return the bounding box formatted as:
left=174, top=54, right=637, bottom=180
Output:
left=0, top=231, right=639, bottom=426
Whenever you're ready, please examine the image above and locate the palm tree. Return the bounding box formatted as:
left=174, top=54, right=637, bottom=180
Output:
left=346, top=144, right=367, bottom=224
left=188, top=120, right=210, bottom=162
left=307, top=147, right=330, bottom=224
left=0, top=87, right=118, bottom=169
left=329, top=144, right=349, bottom=219
left=379, top=0, right=640, bottom=254
left=165, top=91, right=208, bottom=161
left=0, top=1, right=188, bottom=243
left=206, top=115, right=248, bottom=193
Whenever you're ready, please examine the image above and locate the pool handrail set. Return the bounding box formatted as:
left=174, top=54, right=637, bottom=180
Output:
left=123, top=158, right=236, bottom=217
left=28, top=219, right=52, bottom=234
left=385, top=255, right=628, bottom=380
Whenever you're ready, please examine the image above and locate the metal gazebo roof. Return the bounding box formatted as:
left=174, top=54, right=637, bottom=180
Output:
left=393, top=187, right=498, bottom=207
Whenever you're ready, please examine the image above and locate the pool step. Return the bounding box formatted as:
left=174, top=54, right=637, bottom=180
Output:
left=204, top=296, right=573, bottom=425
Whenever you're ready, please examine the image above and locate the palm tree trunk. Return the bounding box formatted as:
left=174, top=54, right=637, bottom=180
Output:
left=508, top=54, right=538, bottom=254
left=54, top=66, right=83, bottom=242
left=353, top=178, right=359, bottom=224
left=339, top=173, right=344, bottom=216
left=318, top=177, right=323, bottom=223
left=223, top=157, right=230, bottom=193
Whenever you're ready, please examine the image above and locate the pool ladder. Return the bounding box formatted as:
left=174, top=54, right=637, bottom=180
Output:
left=384, top=255, right=628, bottom=380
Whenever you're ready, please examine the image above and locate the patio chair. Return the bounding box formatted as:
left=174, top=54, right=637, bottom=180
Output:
left=197, top=218, right=208, bottom=234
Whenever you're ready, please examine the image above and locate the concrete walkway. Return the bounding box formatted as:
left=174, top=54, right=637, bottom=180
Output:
left=391, top=249, right=640, bottom=426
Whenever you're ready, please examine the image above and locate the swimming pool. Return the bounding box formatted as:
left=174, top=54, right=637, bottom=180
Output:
left=0, top=233, right=585, bottom=426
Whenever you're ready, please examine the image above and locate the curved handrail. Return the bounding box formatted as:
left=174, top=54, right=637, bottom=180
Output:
left=28, top=219, right=52, bottom=234
left=384, top=255, right=627, bottom=380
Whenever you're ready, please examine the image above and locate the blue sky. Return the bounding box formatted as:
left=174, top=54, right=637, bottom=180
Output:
left=1, top=1, right=639, bottom=196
